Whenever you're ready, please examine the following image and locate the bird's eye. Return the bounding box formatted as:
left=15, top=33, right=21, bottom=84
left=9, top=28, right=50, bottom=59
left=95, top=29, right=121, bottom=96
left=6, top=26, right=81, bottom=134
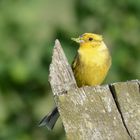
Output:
left=89, top=37, right=93, bottom=41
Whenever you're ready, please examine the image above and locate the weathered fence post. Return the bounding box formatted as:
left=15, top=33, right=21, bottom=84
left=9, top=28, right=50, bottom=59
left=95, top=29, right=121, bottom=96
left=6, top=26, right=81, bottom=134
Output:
left=49, top=39, right=140, bottom=140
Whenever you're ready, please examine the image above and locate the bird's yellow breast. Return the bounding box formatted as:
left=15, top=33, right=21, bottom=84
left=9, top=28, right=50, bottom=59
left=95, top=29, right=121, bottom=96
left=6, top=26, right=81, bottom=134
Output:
left=72, top=42, right=111, bottom=87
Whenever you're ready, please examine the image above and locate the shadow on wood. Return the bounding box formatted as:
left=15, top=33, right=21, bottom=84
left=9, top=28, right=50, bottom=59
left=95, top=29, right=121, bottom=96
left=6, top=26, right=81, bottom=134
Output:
left=49, top=39, right=140, bottom=140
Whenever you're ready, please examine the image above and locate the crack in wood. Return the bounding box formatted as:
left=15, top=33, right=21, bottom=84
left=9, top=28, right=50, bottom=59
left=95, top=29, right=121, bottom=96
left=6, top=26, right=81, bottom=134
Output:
left=109, top=84, right=134, bottom=140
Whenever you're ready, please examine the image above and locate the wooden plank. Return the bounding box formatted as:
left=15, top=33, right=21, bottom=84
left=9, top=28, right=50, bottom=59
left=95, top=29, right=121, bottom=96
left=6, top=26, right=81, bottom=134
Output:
left=111, top=80, right=140, bottom=140
left=49, top=39, right=77, bottom=96
left=57, top=85, right=131, bottom=140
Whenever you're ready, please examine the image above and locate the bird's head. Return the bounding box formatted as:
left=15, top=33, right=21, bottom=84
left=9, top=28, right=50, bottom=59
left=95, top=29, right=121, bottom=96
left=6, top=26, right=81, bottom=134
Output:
left=72, top=33, right=103, bottom=47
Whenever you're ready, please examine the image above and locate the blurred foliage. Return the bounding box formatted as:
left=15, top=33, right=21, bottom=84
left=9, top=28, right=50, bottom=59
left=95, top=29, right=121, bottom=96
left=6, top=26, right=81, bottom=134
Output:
left=0, top=0, right=139, bottom=140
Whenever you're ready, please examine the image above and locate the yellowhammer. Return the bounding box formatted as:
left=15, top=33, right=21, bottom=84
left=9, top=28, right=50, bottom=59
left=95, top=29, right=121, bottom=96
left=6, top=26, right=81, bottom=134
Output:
left=39, top=33, right=111, bottom=130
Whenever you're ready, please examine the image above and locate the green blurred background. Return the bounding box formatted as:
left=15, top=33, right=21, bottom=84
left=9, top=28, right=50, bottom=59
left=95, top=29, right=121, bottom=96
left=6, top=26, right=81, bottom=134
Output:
left=0, top=0, right=139, bottom=140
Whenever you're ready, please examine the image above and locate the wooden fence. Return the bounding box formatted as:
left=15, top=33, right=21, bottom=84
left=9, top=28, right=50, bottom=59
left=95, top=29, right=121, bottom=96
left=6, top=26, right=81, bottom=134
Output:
left=49, top=39, right=140, bottom=140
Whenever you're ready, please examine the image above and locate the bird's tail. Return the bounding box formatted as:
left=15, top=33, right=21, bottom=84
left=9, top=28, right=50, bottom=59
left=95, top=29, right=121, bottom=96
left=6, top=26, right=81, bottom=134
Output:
left=38, top=107, right=59, bottom=130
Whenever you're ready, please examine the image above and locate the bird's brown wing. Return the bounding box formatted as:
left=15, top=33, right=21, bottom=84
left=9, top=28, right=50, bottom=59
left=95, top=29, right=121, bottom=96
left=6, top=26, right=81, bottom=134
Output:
left=72, top=54, right=80, bottom=70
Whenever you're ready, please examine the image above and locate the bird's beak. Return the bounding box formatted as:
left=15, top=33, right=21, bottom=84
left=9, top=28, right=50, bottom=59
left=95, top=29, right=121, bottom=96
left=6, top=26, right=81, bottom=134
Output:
left=71, top=37, right=83, bottom=43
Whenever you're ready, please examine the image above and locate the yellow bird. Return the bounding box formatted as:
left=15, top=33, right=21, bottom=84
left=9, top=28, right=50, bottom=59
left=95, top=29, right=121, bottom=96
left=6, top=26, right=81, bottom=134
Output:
left=72, top=33, right=111, bottom=87
left=39, top=33, right=111, bottom=130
